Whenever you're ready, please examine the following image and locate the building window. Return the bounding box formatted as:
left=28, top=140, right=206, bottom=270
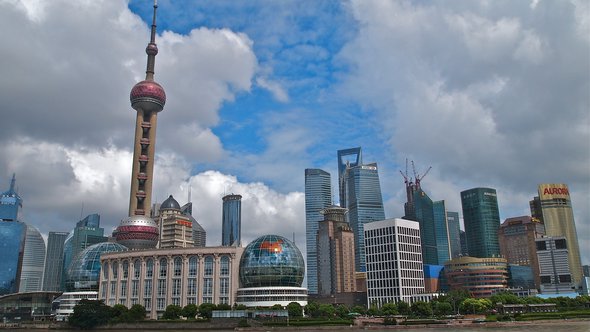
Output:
left=204, top=256, right=213, bottom=276
left=159, top=258, right=168, bottom=278
left=121, top=280, right=127, bottom=297
left=158, top=279, right=167, bottom=297
left=112, top=262, right=118, bottom=279
left=131, top=280, right=139, bottom=298
left=157, top=298, right=166, bottom=310
left=133, top=260, right=141, bottom=279
left=103, top=262, right=109, bottom=279
left=144, top=279, right=152, bottom=297
left=172, top=279, right=181, bottom=297
left=146, top=259, right=154, bottom=278
left=203, top=278, right=213, bottom=303
left=187, top=278, right=197, bottom=296
left=144, top=298, right=151, bottom=310
left=122, top=260, right=129, bottom=279
left=220, top=256, right=230, bottom=276
left=189, top=256, right=198, bottom=277
left=174, top=257, right=182, bottom=277
left=110, top=281, right=116, bottom=297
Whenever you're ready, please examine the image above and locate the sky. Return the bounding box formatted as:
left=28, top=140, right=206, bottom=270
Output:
left=1, top=0, right=588, bottom=270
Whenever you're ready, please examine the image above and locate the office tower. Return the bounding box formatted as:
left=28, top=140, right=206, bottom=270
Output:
left=337, top=147, right=361, bottom=208
left=444, top=256, right=508, bottom=298
left=498, top=216, right=545, bottom=288
left=113, top=1, right=164, bottom=250
left=158, top=195, right=194, bottom=248
left=536, top=236, right=575, bottom=294
left=459, top=230, right=468, bottom=256
left=0, top=175, right=26, bottom=295
left=531, top=184, right=583, bottom=285
left=304, top=168, right=332, bottom=295
left=43, top=231, right=69, bottom=291
left=584, top=265, right=590, bottom=278
left=222, top=194, right=242, bottom=246
left=365, top=218, right=425, bottom=306
left=447, top=211, right=461, bottom=258
left=316, top=206, right=356, bottom=296
left=460, top=187, right=501, bottom=258
left=181, top=202, right=206, bottom=247
left=19, top=224, right=46, bottom=292
left=343, top=162, right=385, bottom=272
left=432, top=201, right=451, bottom=264
left=412, top=189, right=451, bottom=265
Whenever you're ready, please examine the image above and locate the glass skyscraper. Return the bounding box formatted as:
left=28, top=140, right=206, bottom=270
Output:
left=0, top=175, right=26, bottom=295
left=460, top=187, right=501, bottom=258
left=343, top=162, right=385, bottom=272
left=304, top=168, right=332, bottom=295
left=222, top=194, right=242, bottom=246
left=43, top=231, right=69, bottom=291
left=19, top=224, right=46, bottom=292
left=337, top=147, right=361, bottom=208
left=446, top=211, right=462, bottom=258
left=432, top=201, right=451, bottom=264
left=413, top=190, right=450, bottom=265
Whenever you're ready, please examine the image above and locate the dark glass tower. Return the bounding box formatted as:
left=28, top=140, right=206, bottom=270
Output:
left=222, top=194, right=242, bottom=246
left=304, top=168, right=332, bottom=295
left=460, top=187, right=501, bottom=258
left=446, top=211, right=462, bottom=258
left=432, top=201, right=451, bottom=264
left=43, top=231, right=69, bottom=291
left=343, top=162, right=385, bottom=272
left=0, top=175, right=26, bottom=295
left=413, top=190, right=450, bottom=265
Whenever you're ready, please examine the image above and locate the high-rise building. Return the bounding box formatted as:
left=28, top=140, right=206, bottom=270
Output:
left=337, top=147, right=361, bottom=208
left=498, top=216, right=545, bottom=288
left=181, top=202, right=206, bottom=247
left=0, top=175, right=26, bottom=295
left=536, top=236, right=575, bottom=294
left=364, top=218, right=425, bottom=306
left=19, top=224, right=46, bottom=292
left=43, top=232, right=69, bottom=291
left=343, top=162, right=385, bottom=272
left=304, top=168, right=332, bottom=295
left=316, top=206, right=356, bottom=296
left=412, top=189, right=451, bottom=265
left=158, top=195, right=194, bottom=248
left=530, top=184, right=583, bottom=285
left=112, top=1, right=165, bottom=250
left=461, top=187, right=501, bottom=258
left=447, top=211, right=462, bottom=259
left=459, top=230, right=468, bottom=256
left=433, top=201, right=451, bottom=264
left=222, top=194, right=242, bottom=246
left=583, top=265, right=590, bottom=278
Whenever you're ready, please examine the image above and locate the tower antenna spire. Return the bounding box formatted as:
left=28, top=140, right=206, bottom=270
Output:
left=145, top=0, right=159, bottom=81
left=9, top=173, right=15, bottom=191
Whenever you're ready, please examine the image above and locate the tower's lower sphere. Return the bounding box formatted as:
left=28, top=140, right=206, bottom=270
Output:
left=239, top=235, right=305, bottom=288
left=130, top=80, right=166, bottom=112
left=113, top=216, right=159, bottom=250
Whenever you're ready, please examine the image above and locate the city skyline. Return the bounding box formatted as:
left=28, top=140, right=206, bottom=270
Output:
left=0, top=0, right=588, bottom=270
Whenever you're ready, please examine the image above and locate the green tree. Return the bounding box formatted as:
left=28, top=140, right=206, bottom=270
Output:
left=335, top=304, right=349, bottom=318
left=127, top=304, right=146, bottom=322
left=162, top=304, right=182, bottom=320
left=217, top=303, right=232, bottom=311
left=305, top=301, right=320, bottom=317
left=410, top=301, right=433, bottom=318
left=109, top=304, right=129, bottom=323
left=397, top=301, right=411, bottom=316
left=182, top=303, right=198, bottom=319
left=381, top=302, right=398, bottom=316
left=432, top=301, right=453, bottom=317
left=233, top=303, right=247, bottom=310
left=366, top=304, right=381, bottom=316
left=490, top=291, right=523, bottom=305
left=68, top=299, right=112, bottom=329
left=350, top=305, right=367, bottom=316
left=459, top=298, right=491, bottom=314
left=318, top=304, right=336, bottom=317
left=287, top=302, right=303, bottom=317
left=198, top=303, right=217, bottom=319
left=270, top=304, right=283, bottom=310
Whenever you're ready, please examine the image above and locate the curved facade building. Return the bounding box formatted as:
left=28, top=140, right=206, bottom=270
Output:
left=222, top=194, right=242, bottom=246
left=444, top=256, right=508, bottom=298
left=19, top=224, right=46, bottom=292
left=237, top=235, right=307, bottom=307
left=99, top=246, right=244, bottom=319
left=65, top=242, right=128, bottom=292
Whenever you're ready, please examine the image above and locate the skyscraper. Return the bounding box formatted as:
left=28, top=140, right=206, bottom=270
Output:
left=113, top=1, right=164, bottom=250
left=432, top=201, right=451, bottom=264
left=43, top=231, right=69, bottom=292
left=460, top=187, right=501, bottom=258
left=343, top=162, right=385, bottom=272
left=365, top=218, right=425, bottom=306
left=498, top=216, right=545, bottom=288
left=316, top=206, right=356, bottom=296
left=536, top=236, right=575, bottom=294
left=222, top=194, right=242, bottom=246
left=0, top=175, right=26, bottom=295
left=157, top=195, right=194, bottom=248
left=412, top=189, right=451, bottom=265
left=530, top=184, right=583, bottom=285
left=304, top=168, right=332, bottom=295
left=337, top=147, right=361, bottom=208
left=446, top=211, right=462, bottom=258
left=181, top=202, right=206, bottom=247
left=19, top=224, right=46, bottom=292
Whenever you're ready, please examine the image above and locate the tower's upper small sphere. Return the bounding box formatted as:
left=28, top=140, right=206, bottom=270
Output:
left=146, top=43, right=158, bottom=56
left=130, top=80, right=166, bottom=113
left=113, top=215, right=159, bottom=250
left=239, top=235, right=305, bottom=288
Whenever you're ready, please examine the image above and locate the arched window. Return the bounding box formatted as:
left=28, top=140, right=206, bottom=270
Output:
left=122, top=260, right=129, bottom=279
left=146, top=259, right=154, bottom=278
left=112, top=261, right=119, bottom=279
left=159, top=258, right=167, bottom=278
left=103, top=262, right=109, bottom=279
left=174, top=257, right=182, bottom=277
left=133, top=260, right=141, bottom=279
left=204, top=256, right=214, bottom=277
left=220, top=256, right=230, bottom=276
left=188, top=256, right=198, bottom=277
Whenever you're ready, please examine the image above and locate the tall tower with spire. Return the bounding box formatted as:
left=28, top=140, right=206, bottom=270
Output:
left=113, top=1, right=165, bottom=250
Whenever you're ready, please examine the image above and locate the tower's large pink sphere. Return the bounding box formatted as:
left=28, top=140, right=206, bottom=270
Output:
left=130, top=80, right=166, bottom=112
left=113, top=215, right=159, bottom=250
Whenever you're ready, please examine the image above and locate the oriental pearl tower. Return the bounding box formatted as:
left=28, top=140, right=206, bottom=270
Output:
left=113, top=1, right=165, bottom=250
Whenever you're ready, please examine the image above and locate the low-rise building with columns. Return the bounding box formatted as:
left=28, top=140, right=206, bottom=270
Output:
left=99, top=246, right=244, bottom=319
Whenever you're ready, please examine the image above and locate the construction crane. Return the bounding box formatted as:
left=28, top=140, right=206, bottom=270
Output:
left=412, top=160, right=431, bottom=191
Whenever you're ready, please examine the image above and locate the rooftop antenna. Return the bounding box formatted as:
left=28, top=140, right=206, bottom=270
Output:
left=9, top=173, right=16, bottom=191
left=187, top=179, right=192, bottom=203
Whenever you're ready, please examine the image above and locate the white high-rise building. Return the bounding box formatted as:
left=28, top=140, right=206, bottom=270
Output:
left=364, top=218, right=425, bottom=307
left=536, top=236, right=575, bottom=294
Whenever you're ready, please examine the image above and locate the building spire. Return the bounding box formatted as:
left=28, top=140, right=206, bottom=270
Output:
left=9, top=173, right=15, bottom=192
left=145, top=0, right=159, bottom=81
